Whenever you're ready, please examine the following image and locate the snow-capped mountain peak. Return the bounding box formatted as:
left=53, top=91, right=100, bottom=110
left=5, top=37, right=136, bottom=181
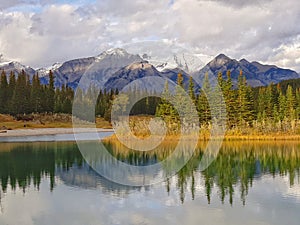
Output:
left=145, top=52, right=205, bottom=73
left=95, top=48, right=142, bottom=63
left=37, top=62, right=63, bottom=77
left=105, top=48, right=128, bottom=56
left=97, top=48, right=131, bottom=59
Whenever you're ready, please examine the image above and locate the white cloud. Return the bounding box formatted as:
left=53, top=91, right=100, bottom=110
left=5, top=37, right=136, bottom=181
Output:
left=0, top=0, right=299, bottom=72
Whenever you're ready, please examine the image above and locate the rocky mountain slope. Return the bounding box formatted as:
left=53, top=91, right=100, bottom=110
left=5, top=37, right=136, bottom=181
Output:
left=0, top=49, right=299, bottom=89
left=194, top=54, right=300, bottom=87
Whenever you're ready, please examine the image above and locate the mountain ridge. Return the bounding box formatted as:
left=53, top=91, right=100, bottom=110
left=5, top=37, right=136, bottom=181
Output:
left=193, top=53, right=299, bottom=87
left=0, top=49, right=299, bottom=89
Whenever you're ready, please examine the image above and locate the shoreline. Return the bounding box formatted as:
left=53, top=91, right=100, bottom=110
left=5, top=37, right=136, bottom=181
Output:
left=104, top=133, right=300, bottom=142
left=0, top=128, right=114, bottom=138
left=1, top=128, right=300, bottom=141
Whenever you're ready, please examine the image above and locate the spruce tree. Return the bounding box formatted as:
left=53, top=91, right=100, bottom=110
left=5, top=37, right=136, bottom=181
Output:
left=188, top=76, right=196, bottom=102
left=30, top=74, right=43, bottom=113
left=156, top=81, right=177, bottom=122
left=286, top=85, right=296, bottom=121
left=197, top=73, right=211, bottom=125
left=47, top=70, right=55, bottom=112
left=11, top=70, right=31, bottom=115
left=295, top=88, right=300, bottom=120
left=278, top=89, right=287, bottom=121
left=0, top=71, right=8, bottom=113
left=223, top=70, right=236, bottom=127
left=236, top=70, right=252, bottom=126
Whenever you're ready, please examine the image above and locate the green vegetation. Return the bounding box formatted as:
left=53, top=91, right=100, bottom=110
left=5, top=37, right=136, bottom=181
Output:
left=156, top=71, right=300, bottom=135
left=1, top=69, right=300, bottom=135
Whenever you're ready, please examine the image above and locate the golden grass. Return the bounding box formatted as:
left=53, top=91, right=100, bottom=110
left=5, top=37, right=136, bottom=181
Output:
left=2, top=113, right=300, bottom=140
left=0, top=114, right=112, bottom=130
left=105, top=132, right=300, bottom=142
left=95, top=117, right=112, bottom=129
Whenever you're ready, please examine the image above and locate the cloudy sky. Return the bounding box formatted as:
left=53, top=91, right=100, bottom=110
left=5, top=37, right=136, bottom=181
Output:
left=0, top=0, right=299, bottom=71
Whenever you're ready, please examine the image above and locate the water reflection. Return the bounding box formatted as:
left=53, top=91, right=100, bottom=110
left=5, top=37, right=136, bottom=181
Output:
left=0, top=141, right=300, bottom=206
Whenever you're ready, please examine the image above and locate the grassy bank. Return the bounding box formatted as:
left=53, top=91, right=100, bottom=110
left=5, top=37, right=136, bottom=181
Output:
left=0, top=114, right=112, bottom=130
left=2, top=114, right=300, bottom=140
left=105, top=133, right=300, bottom=142
left=105, top=116, right=300, bottom=141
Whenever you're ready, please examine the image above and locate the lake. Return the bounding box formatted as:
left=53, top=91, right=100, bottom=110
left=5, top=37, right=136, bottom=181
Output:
left=0, top=140, right=300, bottom=225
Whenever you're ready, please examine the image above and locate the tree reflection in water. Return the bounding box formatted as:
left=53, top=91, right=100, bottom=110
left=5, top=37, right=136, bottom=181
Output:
left=0, top=141, right=299, bottom=206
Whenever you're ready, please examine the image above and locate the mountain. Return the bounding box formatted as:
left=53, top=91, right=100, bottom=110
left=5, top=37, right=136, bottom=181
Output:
left=0, top=50, right=299, bottom=89
left=105, top=61, right=162, bottom=90
left=161, top=68, right=200, bottom=92
left=45, top=48, right=143, bottom=88
left=0, top=58, right=36, bottom=79
left=105, top=61, right=200, bottom=92
left=143, top=52, right=204, bottom=73
left=194, top=54, right=300, bottom=87
left=0, top=49, right=143, bottom=88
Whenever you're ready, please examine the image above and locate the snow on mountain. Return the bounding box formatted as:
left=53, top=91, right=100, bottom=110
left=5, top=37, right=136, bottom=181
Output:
left=0, top=61, right=36, bottom=79
left=0, top=50, right=299, bottom=89
left=37, top=62, right=62, bottom=77
left=53, top=48, right=143, bottom=88
left=142, top=52, right=205, bottom=73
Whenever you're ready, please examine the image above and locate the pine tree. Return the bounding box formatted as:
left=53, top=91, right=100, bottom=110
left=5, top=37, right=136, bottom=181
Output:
left=296, top=88, right=300, bottom=120
left=47, top=70, right=55, bottom=112
left=7, top=72, right=16, bottom=113
left=236, top=70, right=252, bottom=126
left=286, top=85, right=296, bottom=121
left=54, top=88, right=62, bottom=113
left=256, top=88, right=266, bottom=121
left=30, top=73, right=43, bottom=113
left=212, top=71, right=226, bottom=125
left=11, top=70, right=31, bottom=115
left=188, top=76, right=196, bottom=102
left=0, top=71, right=8, bottom=113
left=197, top=73, right=211, bottom=125
left=174, top=73, right=186, bottom=118
left=245, top=85, right=255, bottom=123
left=223, top=70, right=236, bottom=127
left=265, top=84, right=274, bottom=119
left=156, top=81, right=177, bottom=121
left=278, top=89, right=287, bottom=121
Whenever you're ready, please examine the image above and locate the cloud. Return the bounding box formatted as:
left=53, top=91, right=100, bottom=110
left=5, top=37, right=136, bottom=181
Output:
left=201, top=0, right=275, bottom=8
left=0, top=0, right=26, bottom=10
left=0, top=4, right=107, bottom=67
left=0, top=0, right=299, bottom=72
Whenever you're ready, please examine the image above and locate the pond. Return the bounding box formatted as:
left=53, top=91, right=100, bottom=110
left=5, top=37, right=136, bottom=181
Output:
left=0, top=140, right=300, bottom=225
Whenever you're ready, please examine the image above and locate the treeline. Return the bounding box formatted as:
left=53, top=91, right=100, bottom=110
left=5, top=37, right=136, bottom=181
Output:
left=0, top=69, right=154, bottom=119
left=156, top=71, right=300, bottom=133
left=1, top=69, right=300, bottom=133
left=66, top=82, right=163, bottom=122
left=0, top=70, right=118, bottom=118
left=0, top=70, right=73, bottom=115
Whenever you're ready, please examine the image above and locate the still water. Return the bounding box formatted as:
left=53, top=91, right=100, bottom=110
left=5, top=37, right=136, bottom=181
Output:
left=0, top=140, right=300, bottom=225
